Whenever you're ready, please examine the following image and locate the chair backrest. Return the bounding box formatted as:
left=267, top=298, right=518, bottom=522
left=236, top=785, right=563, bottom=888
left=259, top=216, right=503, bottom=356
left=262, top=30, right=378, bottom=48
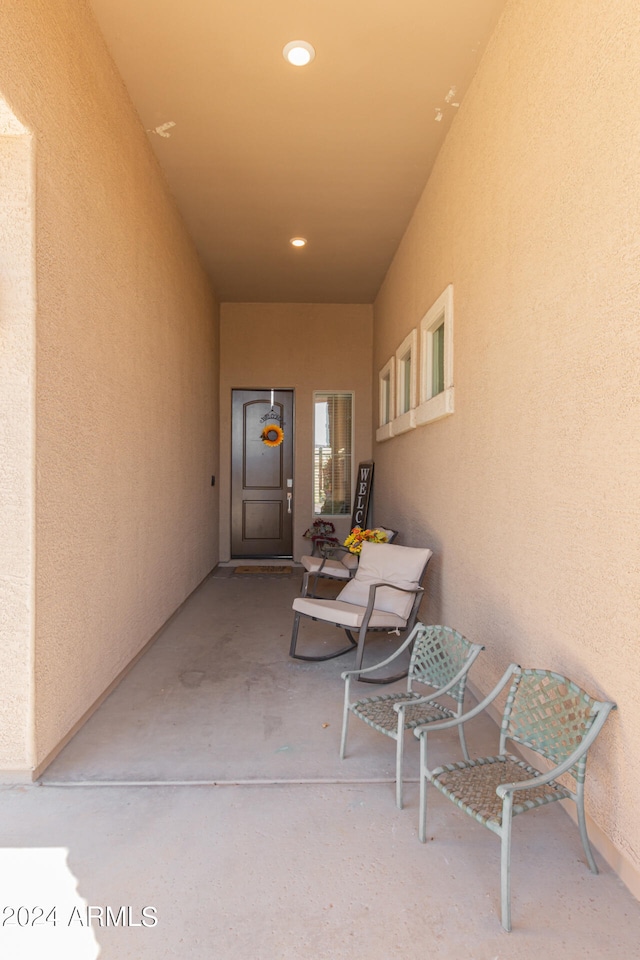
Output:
left=408, top=625, right=481, bottom=703
left=341, top=552, right=359, bottom=570
left=500, top=668, right=616, bottom=783
left=337, top=541, right=432, bottom=620
left=378, top=527, right=397, bottom=543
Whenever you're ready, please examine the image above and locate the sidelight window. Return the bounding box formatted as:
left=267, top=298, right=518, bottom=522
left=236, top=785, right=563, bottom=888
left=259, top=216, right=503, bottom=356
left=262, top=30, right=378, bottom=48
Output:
left=313, top=392, right=353, bottom=515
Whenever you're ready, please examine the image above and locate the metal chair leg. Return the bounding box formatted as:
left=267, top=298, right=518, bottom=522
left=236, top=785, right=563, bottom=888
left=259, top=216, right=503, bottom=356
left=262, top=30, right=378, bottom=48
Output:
left=418, top=734, right=428, bottom=843
left=500, top=796, right=514, bottom=932
left=352, top=627, right=410, bottom=685
left=289, top=611, right=302, bottom=657
left=289, top=615, right=357, bottom=661
left=340, top=689, right=350, bottom=760
left=458, top=721, right=470, bottom=762
left=395, top=726, right=404, bottom=809
left=577, top=785, right=598, bottom=874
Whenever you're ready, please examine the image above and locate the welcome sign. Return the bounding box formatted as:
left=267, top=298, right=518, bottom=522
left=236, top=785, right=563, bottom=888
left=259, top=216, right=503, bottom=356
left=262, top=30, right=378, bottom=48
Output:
left=351, top=461, right=374, bottom=528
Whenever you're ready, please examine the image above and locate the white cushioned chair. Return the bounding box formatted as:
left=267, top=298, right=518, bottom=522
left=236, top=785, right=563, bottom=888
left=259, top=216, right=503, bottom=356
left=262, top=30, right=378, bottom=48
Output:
left=290, top=541, right=433, bottom=682
left=300, top=527, right=396, bottom=597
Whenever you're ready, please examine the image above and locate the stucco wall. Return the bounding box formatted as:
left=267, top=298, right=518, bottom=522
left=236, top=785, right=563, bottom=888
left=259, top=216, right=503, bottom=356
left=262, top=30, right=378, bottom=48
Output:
left=219, top=303, right=373, bottom=561
left=0, top=110, right=35, bottom=770
left=373, top=0, right=640, bottom=880
left=0, top=0, right=219, bottom=772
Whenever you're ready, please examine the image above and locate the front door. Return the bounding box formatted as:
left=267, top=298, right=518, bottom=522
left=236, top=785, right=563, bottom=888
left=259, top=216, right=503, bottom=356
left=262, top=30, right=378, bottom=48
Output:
left=231, top=389, right=294, bottom=558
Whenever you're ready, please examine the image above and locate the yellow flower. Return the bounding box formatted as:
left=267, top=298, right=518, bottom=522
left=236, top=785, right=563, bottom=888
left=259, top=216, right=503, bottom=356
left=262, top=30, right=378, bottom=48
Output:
left=261, top=424, right=284, bottom=447
left=343, top=526, right=389, bottom=554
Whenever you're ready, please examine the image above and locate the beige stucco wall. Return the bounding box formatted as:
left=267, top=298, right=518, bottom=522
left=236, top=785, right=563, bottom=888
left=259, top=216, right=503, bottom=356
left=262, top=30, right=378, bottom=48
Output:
left=0, top=108, right=35, bottom=770
left=220, top=303, right=373, bottom=561
left=373, top=0, right=640, bottom=883
left=0, top=0, right=219, bottom=774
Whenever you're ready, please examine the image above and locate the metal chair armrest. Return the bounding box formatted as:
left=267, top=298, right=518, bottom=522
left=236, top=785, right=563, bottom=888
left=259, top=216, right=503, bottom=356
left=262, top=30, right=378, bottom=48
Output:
left=360, top=580, right=423, bottom=619
left=365, top=581, right=422, bottom=595
left=340, top=622, right=426, bottom=679
left=317, top=544, right=354, bottom=576
left=310, top=536, right=343, bottom=557
left=496, top=700, right=617, bottom=798
left=357, top=581, right=423, bottom=639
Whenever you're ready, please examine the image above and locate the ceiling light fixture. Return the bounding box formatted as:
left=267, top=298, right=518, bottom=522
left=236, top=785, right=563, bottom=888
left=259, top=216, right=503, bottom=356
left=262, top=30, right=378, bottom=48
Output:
left=283, top=41, right=315, bottom=67
left=290, top=237, right=307, bottom=248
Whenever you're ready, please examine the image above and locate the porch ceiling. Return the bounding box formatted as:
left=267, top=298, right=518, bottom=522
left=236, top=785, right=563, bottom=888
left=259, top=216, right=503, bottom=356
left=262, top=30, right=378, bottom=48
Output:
left=88, top=0, right=507, bottom=302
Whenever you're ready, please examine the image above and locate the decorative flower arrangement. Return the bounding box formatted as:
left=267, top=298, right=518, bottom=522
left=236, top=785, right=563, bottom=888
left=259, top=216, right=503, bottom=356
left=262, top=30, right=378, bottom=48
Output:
left=303, top=519, right=339, bottom=545
left=343, top=526, right=390, bottom=555
left=260, top=424, right=284, bottom=447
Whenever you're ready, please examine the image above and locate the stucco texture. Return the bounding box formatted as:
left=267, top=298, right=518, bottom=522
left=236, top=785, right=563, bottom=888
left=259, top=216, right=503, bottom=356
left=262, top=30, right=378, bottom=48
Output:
left=373, top=0, right=640, bottom=877
left=0, top=121, right=34, bottom=767
left=219, top=303, right=373, bottom=560
left=0, top=0, right=219, bottom=771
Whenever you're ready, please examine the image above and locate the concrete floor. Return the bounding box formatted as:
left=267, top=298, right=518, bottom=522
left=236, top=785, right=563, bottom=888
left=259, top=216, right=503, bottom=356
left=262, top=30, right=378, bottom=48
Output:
left=1, top=568, right=638, bottom=959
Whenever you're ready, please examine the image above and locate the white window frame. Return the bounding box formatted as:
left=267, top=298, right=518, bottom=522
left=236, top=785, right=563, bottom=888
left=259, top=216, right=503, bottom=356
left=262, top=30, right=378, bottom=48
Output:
left=393, top=329, right=417, bottom=435
left=376, top=358, right=395, bottom=442
left=416, top=284, right=454, bottom=426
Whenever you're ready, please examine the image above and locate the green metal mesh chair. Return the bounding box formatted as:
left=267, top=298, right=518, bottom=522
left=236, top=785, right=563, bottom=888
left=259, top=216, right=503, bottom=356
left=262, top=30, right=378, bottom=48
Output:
left=414, top=664, right=617, bottom=931
left=340, top=624, right=484, bottom=808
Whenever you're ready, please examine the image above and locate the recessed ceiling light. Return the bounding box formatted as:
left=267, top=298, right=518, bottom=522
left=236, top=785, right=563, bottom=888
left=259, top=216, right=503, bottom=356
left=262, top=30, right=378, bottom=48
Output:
left=283, top=41, right=315, bottom=67
left=290, top=237, right=307, bottom=248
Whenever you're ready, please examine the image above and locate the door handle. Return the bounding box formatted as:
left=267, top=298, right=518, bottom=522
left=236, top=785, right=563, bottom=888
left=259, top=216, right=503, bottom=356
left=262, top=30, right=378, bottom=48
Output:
left=287, top=492, right=292, bottom=514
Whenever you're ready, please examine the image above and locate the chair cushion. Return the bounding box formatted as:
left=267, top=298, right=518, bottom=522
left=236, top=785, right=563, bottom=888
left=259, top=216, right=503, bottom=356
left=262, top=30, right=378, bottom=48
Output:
left=300, top=555, right=353, bottom=579
left=337, top=542, right=432, bottom=620
left=292, top=597, right=407, bottom=630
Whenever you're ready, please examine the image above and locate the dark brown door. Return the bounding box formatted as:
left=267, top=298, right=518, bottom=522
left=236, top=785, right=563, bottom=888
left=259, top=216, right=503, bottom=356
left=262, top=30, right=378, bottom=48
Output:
left=231, top=389, right=294, bottom=558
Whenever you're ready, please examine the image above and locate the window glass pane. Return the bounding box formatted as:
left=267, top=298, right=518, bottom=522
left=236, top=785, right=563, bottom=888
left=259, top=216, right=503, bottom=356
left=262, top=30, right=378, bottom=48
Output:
left=401, top=354, right=411, bottom=413
left=382, top=374, right=390, bottom=424
left=432, top=323, right=444, bottom=396
left=314, top=392, right=352, bottom=515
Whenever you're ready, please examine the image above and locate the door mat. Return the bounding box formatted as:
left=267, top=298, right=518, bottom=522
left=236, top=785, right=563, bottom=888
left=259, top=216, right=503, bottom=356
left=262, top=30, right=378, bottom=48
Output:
left=232, top=565, right=293, bottom=575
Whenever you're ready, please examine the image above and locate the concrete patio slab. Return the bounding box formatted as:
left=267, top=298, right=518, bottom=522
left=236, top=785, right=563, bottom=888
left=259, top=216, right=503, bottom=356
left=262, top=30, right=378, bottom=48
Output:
left=2, top=571, right=637, bottom=958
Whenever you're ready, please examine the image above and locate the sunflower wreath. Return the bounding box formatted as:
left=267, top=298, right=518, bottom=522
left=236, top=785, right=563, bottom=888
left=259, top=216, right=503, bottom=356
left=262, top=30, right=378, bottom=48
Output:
left=260, top=424, right=284, bottom=447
